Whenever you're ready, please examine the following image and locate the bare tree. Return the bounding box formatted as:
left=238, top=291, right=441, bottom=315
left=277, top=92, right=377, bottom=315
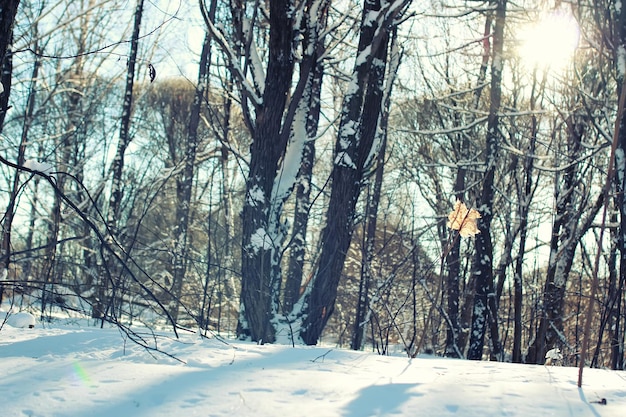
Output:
left=351, top=29, right=401, bottom=351
left=100, top=0, right=144, bottom=319
left=168, top=29, right=214, bottom=322
left=466, top=0, right=507, bottom=360
left=299, top=0, right=411, bottom=345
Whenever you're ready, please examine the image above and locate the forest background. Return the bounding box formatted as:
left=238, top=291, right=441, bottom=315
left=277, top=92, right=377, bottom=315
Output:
left=1, top=0, right=625, bottom=370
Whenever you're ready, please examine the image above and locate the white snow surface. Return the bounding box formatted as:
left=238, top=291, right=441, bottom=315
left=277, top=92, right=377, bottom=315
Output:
left=1, top=311, right=36, bottom=328
left=0, top=322, right=625, bottom=417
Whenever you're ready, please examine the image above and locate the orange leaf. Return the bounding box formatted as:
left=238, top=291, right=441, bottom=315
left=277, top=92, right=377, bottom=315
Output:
left=447, top=200, right=481, bottom=238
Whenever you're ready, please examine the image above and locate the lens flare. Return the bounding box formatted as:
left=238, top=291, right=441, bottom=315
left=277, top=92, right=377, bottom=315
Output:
left=517, top=7, right=580, bottom=71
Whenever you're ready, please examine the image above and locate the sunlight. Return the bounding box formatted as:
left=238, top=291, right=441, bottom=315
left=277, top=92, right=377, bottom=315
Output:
left=517, top=7, right=580, bottom=72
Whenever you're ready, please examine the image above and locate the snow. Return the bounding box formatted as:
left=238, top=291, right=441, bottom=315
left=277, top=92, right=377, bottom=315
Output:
left=335, top=151, right=357, bottom=169
left=246, top=184, right=265, bottom=207
left=340, top=121, right=357, bottom=145
left=618, top=45, right=626, bottom=78
left=1, top=321, right=625, bottom=417
left=248, top=227, right=272, bottom=253
left=272, top=102, right=308, bottom=203
left=545, top=347, right=564, bottom=365
left=1, top=311, right=36, bottom=328
left=23, top=159, right=55, bottom=177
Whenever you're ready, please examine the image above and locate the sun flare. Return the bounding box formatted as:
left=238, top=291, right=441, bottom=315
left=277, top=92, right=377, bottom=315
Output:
left=517, top=8, right=580, bottom=71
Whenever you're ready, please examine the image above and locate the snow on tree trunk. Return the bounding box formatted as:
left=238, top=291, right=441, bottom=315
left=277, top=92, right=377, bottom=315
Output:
left=284, top=48, right=324, bottom=313
left=281, top=4, right=331, bottom=320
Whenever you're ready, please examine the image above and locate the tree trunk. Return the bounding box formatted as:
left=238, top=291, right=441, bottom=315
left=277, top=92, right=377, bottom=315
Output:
left=170, top=27, right=213, bottom=322
left=467, top=0, right=506, bottom=361
left=612, top=0, right=626, bottom=370
left=237, top=0, right=295, bottom=343
left=283, top=1, right=328, bottom=313
left=284, top=82, right=320, bottom=313
left=351, top=28, right=400, bottom=351
left=216, top=76, right=235, bottom=333
left=441, top=14, right=492, bottom=358
left=0, top=0, right=19, bottom=66
left=99, top=0, right=143, bottom=319
left=107, top=0, right=143, bottom=231
left=299, top=0, right=407, bottom=345
left=511, top=72, right=540, bottom=363
left=592, top=218, right=619, bottom=368
left=0, top=0, right=20, bottom=303
left=0, top=31, right=15, bottom=129
left=351, top=105, right=387, bottom=352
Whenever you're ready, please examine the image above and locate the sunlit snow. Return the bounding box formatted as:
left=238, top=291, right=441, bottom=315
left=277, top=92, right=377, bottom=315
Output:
left=23, top=159, right=55, bottom=176
left=0, top=316, right=625, bottom=417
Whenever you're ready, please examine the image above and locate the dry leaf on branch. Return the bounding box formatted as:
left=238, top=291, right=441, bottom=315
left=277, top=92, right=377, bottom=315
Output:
left=447, top=200, right=481, bottom=238
left=148, top=63, right=156, bottom=83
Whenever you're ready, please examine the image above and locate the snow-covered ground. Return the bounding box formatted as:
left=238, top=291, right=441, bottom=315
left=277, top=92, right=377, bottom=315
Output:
left=1, top=317, right=625, bottom=417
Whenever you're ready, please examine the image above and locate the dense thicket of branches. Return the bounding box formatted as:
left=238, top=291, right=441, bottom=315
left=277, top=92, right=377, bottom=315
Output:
left=1, top=0, right=625, bottom=369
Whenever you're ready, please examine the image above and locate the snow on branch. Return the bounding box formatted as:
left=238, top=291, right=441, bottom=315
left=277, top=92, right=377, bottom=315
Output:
left=397, top=116, right=488, bottom=135
left=23, top=159, right=55, bottom=176
left=200, top=14, right=262, bottom=108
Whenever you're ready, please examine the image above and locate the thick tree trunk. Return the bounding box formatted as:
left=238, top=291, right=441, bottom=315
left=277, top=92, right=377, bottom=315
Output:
left=0, top=0, right=19, bottom=66
left=284, top=85, right=320, bottom=313
left=283, top=138, right=315, bottom=312
left=283, top=1, right=328, bottom=314
left=0, top=0, right=19, bottom=303
left=237, top=0, right=295, bottom=343
left=351, top=29, right=399, bottom=351
left=300, top=0, right=405, bottom=345
left=0, top=33, right=14, bottom=129
left=467, top=0, right=506, bottom=361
